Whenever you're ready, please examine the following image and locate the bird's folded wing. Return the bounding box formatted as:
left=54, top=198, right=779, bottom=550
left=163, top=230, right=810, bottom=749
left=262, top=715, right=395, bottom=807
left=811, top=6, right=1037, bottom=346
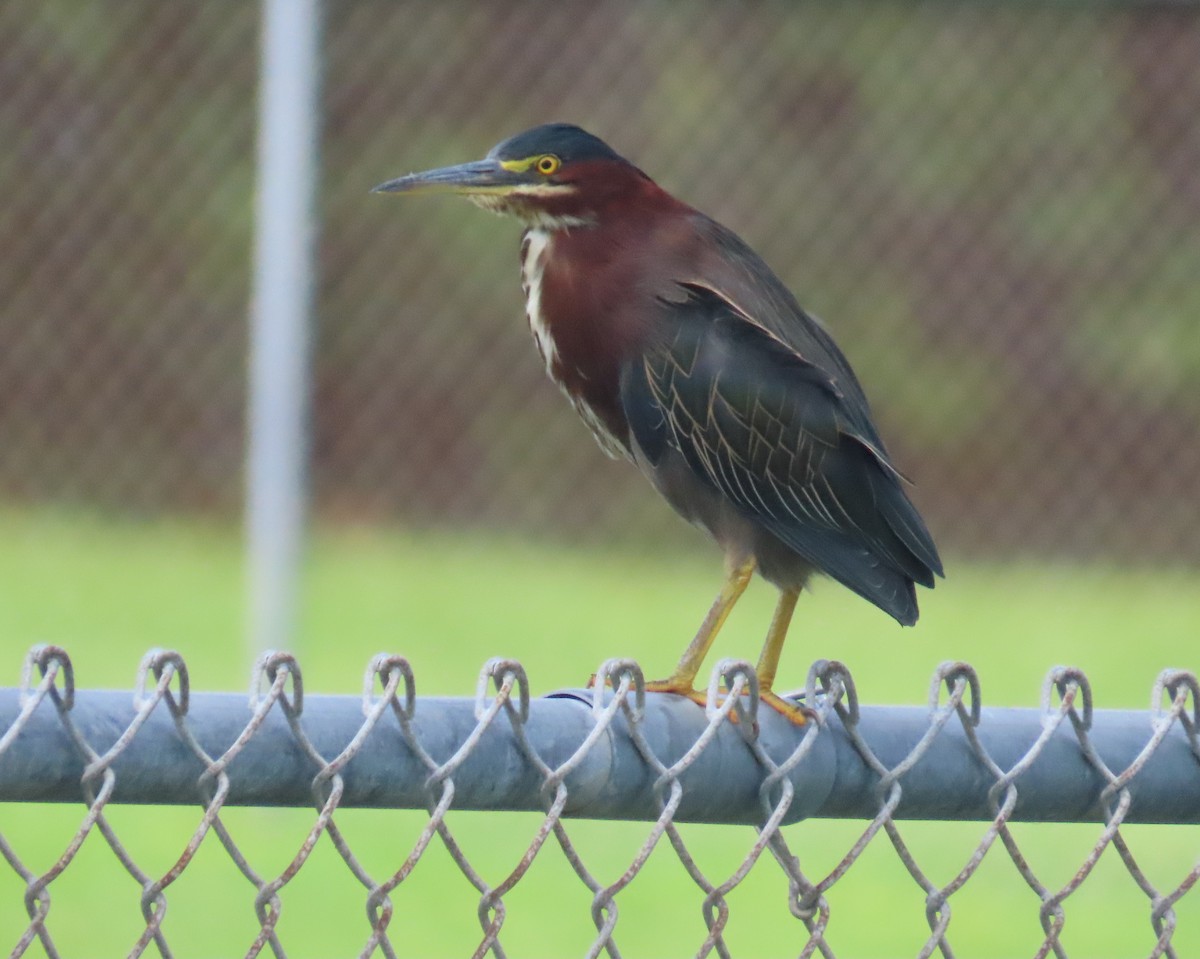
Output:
left=620, top=284, right=942, bottom=605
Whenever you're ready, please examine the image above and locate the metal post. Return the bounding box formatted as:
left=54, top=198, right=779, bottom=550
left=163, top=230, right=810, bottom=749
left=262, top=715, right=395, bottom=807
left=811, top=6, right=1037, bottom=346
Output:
left=246, top=0, right=322, bottom=656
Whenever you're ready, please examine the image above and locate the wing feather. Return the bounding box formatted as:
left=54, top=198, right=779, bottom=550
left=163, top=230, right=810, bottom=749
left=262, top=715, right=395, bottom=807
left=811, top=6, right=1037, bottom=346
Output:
left=622, top=283, right=942, bottom=621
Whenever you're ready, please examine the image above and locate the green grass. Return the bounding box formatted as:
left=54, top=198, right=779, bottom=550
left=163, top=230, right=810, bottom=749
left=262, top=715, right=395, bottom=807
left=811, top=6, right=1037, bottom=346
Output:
left=0, top=508, right=1197, bottom=957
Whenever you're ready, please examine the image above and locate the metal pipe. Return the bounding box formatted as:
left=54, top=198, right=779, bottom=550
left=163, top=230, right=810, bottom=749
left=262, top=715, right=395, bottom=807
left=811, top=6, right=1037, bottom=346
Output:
left=1, top=688, right=1196, bottom=825
left=245, top=0, right=323, bottom=656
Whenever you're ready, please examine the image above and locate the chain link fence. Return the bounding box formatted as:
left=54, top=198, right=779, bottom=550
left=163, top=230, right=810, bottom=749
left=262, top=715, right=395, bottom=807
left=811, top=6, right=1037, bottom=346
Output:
left=3, top=6, right=1197, bottom=955
left=1, top=2, right=1198, bottom=559
left=2, top=645, right=1199, bottom=958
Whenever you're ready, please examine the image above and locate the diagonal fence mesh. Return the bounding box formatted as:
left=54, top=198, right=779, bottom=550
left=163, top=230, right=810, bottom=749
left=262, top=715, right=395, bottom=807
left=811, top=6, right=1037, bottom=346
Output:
left=2, top=645, right=1198, bottom=959
left=0, top=2, right=1198, bottom=560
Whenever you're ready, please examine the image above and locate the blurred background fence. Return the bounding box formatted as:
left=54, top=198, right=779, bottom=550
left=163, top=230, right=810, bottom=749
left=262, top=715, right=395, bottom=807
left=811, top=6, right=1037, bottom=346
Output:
left=1, top=0, right=1198, bottom=561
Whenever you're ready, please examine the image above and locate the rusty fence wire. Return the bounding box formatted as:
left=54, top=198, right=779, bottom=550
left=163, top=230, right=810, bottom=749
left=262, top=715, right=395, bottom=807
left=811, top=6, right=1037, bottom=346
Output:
left=2, top=645, right=1199, bottom=959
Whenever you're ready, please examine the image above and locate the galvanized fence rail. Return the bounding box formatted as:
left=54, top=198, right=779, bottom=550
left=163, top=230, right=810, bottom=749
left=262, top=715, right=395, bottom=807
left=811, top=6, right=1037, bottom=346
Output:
left=1, top=645, right=1198, bottom=959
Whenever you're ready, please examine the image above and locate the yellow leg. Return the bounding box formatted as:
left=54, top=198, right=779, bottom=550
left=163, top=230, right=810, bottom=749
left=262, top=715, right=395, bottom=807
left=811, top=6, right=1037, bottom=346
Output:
left=755, top=589, right=810, bottom=725
left=646, top=556, right=756, bottom=697
left=755, top=589, right=798, bottom=691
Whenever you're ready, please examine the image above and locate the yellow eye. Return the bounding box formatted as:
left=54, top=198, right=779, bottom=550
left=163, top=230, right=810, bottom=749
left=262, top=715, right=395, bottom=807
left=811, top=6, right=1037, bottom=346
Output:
left=536, top=154, right=561, bottom=175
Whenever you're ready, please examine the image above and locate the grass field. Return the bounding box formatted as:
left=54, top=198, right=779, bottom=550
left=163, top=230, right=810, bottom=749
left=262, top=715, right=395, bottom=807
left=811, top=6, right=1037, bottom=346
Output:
left=0, top=508, right=1197, bottom=957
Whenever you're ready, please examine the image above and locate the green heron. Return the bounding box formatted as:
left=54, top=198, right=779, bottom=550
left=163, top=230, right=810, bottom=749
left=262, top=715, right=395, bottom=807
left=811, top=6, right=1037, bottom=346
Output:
left=374, top=123, right=942, bottom=722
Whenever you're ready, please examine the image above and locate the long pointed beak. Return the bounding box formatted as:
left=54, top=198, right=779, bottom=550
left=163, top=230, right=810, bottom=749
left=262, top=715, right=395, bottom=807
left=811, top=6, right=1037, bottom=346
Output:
left=371, top=158, right=521, bottom=197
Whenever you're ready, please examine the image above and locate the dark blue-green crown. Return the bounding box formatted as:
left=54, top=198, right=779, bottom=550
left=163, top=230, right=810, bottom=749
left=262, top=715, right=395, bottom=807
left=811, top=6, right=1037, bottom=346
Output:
left=488, top=124, right=624, bottom=164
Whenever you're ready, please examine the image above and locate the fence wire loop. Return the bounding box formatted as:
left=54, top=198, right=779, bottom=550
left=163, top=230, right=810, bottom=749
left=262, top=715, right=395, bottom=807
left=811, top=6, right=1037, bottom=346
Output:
left=932, top=661, right=982, bottom=727
left=477, top=658, right=530, bottom=724
left=591, top=658, right=645, bottom=723
left=1153, top=669, right=1200, bottom=741
left=1047, top=666, right=1094, bottom=733
left=711, top=659, right=759, bottom=737
left=364, top=653, right=415, bottom=719
left=21, top=645, right=74, bottom=712
left=134, top=649, right=189, bottom=715
left=251, top=651, right=303, bottom=717
left=805, top=659, right=857, bottom=727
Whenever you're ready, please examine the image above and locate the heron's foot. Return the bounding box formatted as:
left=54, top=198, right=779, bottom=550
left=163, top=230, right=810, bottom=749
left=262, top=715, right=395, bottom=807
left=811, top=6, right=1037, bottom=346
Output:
left=759, top=688, right=815, bottom=726
left=593, top=675, right=813, bottom=727
left=644, top=677, right=709, bottom=709
left=588, top=673, right=714, bottom=714
left=584, top=672, right=705, bottom=706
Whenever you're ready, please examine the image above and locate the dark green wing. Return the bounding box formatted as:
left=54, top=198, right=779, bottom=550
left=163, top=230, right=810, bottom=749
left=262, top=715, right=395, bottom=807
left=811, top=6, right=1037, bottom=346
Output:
left=621, top=283, right=942, bottom=624
left=691, top=214, right=889, bottom=453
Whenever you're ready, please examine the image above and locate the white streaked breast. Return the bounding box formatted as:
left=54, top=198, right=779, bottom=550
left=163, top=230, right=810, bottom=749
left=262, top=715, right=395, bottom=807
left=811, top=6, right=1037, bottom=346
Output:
left=521, top=227, right=558, bottom=375
left=519, top=227, right=629, bottom=461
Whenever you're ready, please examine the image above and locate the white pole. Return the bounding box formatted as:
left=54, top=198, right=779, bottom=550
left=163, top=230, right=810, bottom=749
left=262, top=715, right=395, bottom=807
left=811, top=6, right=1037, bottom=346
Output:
left=246, top=0, right=322, bottom=655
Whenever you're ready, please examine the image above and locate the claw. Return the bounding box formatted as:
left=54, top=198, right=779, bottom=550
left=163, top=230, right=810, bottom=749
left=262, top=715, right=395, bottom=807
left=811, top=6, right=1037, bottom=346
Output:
left=645, top=678, right=738, bottom=719
left=759, top=689, right=814, bottom=726
left=593, top=675, right=812, bottom=726
left=642, top=680, right=813, bottom=727
left=644, top=678, right=709, bottom=709
left=596, top=671, right=811, bottom=726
